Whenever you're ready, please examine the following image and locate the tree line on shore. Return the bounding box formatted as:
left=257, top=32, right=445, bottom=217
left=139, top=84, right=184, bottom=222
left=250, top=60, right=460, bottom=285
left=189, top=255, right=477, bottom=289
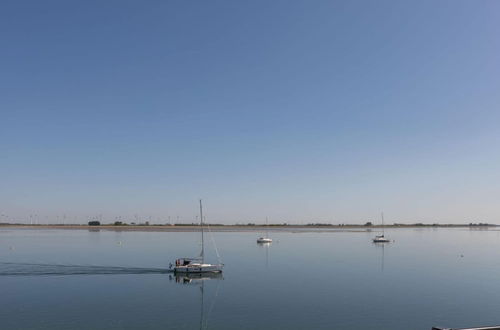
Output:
left=81, top=221, right=497, bottom=227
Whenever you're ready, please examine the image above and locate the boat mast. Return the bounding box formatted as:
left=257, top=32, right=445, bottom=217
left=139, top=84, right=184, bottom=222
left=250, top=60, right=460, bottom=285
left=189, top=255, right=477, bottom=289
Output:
left=266, top=217, right=269, bottom=238
left=200, top=199, right=204, bottom=264
left=381, top=212, right=385, bottom=237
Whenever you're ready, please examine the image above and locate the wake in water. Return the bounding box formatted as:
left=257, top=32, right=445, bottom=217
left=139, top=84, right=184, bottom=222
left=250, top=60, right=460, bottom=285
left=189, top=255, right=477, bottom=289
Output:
left=0, top=262, right=171, bottom=276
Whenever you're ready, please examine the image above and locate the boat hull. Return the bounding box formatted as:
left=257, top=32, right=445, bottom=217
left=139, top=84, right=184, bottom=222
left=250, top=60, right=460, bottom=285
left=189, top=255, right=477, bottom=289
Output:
left=373, top=238, right=390, bottom=243
left=174, top=264, right=223, bottom=273
left=257, top=238, right=272, bottom=243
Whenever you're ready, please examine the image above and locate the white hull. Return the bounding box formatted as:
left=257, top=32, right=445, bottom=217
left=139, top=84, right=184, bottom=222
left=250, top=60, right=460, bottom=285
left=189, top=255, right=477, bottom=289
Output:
left=373, top=238, right=390, bottom=243
left=257, top=238, right=272, bottom=243
left=174, top=263, right=223, bottom=273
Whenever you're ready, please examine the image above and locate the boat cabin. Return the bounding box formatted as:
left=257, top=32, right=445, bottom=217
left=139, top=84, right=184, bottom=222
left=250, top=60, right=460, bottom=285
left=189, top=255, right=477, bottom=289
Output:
left=175, top=258, right=201, bottom=267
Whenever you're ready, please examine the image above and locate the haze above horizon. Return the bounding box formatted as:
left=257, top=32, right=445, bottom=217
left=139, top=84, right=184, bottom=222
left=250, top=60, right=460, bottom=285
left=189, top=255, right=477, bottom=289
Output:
left=1, top=1, right=500, bottom=224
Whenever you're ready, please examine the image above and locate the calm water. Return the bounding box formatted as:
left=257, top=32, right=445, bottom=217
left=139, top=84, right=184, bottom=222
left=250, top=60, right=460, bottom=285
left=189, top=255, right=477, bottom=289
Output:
left=1, top=227, right=500, bottom=329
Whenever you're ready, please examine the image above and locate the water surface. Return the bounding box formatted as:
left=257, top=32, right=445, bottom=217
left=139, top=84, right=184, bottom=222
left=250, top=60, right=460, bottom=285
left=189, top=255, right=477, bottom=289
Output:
left=1, top=227, right=500, bottom=329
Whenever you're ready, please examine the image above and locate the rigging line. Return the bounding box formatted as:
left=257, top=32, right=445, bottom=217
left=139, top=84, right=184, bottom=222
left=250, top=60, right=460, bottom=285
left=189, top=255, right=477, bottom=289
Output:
left=206, top=223, right=222, bottom=264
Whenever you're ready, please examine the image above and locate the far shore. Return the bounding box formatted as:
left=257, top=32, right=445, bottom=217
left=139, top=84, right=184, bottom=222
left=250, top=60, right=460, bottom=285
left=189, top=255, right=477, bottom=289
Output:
left=0, top=223, right=497, bottom=232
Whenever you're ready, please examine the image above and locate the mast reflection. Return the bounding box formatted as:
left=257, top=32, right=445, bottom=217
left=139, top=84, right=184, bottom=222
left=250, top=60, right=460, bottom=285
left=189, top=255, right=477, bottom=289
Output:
left=169, top=272, right=223, bottom=330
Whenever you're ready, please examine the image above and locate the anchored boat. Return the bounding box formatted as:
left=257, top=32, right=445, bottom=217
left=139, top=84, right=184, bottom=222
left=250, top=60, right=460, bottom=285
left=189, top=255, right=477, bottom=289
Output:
left=372, top=212, right=391, bottom=243
left=171, top=200, right=223, bottom=274
left=257, top=217, right=273, bottom=243
left=373, top=235, right=390, bottom=243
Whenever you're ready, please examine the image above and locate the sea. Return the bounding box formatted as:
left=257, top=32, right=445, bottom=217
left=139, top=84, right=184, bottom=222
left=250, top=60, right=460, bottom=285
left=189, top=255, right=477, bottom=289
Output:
left=1, top=227, right=500, bottom=329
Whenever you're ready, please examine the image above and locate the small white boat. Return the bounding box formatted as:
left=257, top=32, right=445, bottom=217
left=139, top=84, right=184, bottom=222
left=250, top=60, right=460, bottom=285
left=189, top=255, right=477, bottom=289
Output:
left=372, top=212, right=391, bottom=243
left=257, top=237, right=272, bottom=243
left=372, top=235, right=391, bottom=243
left=171, top=200, right=223, bottom=274
left=257, top=217, right=272, bottom=243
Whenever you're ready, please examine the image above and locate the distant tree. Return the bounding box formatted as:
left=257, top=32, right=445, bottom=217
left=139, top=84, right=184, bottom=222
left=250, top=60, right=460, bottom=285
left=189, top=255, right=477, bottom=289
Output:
left=114, top=221, right=123, bottom=226
left=88, top=221, right=100, bottom=226
left=365, top=222, right=373, bottom=226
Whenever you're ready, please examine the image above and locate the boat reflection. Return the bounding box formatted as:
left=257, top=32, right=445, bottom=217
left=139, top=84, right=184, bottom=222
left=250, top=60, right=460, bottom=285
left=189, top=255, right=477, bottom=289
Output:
left=374, top=243, right=386, bottom=272
left=169, top=272, right=223, bottom=329
left=169, top=272, right=223, bottom=284
left=257, top=241, right=271, bottom=269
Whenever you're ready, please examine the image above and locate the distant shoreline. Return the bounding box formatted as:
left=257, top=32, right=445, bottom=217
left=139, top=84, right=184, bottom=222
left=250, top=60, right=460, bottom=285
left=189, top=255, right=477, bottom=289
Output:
left=0, top=223, right=497, bottom=232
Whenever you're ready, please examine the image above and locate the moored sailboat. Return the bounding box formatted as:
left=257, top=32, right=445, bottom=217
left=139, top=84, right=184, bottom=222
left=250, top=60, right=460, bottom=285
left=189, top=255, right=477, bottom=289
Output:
left=373, top=212, right=391, bottom=243
left=257, top=217, right=272, bottom=243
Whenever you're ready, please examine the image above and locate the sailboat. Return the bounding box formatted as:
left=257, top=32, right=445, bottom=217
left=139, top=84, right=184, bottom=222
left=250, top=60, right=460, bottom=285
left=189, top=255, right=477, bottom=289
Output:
left=171, top=200, right=223, bottom=273
left=372, top=212, right=391, bottom=243
left=257, top=217, right=272, bottom=243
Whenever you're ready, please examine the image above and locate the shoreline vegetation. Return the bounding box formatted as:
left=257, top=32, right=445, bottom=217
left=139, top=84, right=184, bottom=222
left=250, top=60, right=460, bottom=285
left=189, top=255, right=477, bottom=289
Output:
left=0, top=222, right=496, bottom=232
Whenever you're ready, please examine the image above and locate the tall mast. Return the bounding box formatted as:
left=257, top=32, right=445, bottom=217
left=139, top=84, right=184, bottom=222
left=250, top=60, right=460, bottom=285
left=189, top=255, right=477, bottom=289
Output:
left=266, top=217, right=269, bottom=238
left=199, top=199, right=204, bottom=263
left=381, top=212, right=385, bottom=236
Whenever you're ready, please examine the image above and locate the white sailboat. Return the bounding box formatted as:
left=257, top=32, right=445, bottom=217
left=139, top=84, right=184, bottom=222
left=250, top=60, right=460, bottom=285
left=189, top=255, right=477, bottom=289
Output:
left=171, top=200, right=223, bottom=273
left=372, top=212, right=391, bottom=243
left=257, top=217, right=272, bottom=243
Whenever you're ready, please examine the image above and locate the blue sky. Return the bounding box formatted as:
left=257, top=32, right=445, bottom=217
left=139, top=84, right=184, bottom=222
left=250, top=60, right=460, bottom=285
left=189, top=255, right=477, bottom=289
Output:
left=1, top=0, right=500, bottom=224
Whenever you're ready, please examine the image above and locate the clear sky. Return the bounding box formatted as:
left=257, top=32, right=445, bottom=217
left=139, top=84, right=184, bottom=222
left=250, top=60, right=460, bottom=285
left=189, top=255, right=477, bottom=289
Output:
left=1, top=0, right=500, bottom=224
